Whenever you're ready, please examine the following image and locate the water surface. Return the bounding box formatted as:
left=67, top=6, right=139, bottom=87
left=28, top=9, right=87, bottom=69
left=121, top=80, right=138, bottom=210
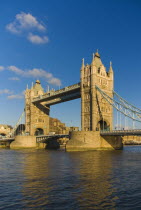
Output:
left=0, top=146, right=141, bottom=209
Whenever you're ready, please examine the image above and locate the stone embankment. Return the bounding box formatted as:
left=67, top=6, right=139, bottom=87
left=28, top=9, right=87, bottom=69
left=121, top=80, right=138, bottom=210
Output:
left=123, top=136, right=141, bottom=145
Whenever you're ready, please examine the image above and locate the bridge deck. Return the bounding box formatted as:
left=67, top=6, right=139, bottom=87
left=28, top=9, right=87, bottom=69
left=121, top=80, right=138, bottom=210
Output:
left=36, top=134, right=69, bottom=143
left=0, top=137, right=15, bottom=143
left=100, top=130, right=141, bottom=136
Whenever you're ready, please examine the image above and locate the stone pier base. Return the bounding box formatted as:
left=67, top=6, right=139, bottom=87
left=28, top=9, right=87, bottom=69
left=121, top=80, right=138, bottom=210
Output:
left=10, top=136, right=37, bottom=149
left=10, top=136, right=60, bottom=149
left=66, top=131, right=123, bottom=151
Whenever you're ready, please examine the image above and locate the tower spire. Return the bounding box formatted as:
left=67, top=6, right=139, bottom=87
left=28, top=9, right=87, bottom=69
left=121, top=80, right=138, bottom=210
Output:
left=91, top=53, right=95, bottom=65
left=81, top=58, right=85, bottom=70
left=93, top=53, right=94, bottom=60
left=108, top=61, right=113, bottom=77
left=109, top=61, right=113, bottom=71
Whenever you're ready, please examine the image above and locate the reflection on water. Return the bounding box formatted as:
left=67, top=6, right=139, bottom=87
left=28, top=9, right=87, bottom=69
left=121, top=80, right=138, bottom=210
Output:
left=0, top=147, right=141, bottom=209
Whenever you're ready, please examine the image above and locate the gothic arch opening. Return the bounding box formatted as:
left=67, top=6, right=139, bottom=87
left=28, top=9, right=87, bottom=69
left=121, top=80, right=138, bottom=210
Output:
left=34, top=128, right=44, bottom=136
left=97, top=120, right=110, bottom=131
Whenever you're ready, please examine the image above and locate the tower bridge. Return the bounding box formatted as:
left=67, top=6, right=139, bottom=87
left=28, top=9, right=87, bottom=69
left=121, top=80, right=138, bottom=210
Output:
left=25, top=51, right=114, bottom=137
left=4, top=51, right=141, bottom=150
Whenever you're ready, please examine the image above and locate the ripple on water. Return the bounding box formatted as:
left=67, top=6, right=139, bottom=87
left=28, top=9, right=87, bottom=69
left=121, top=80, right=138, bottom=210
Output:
left=0, top=147, right=141, bottom=209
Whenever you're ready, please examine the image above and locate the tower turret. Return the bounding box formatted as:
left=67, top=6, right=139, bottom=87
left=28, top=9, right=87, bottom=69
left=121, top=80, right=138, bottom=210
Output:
left=92, top=51, right=102, bottom=69
left=31, top=80, right=44, bottom=97
left=108, top=61, right=114, bottom=78
left=109, top=61, right=113, bottom=71
left=81, top=58, right=85, bottom=70
left=91, top=53, right=95, bottom=65
left=91, top=53, right=97, bottom=74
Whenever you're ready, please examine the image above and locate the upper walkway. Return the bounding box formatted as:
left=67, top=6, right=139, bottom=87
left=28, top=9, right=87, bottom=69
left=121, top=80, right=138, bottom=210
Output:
left=32, top=83, right=81, bottom=106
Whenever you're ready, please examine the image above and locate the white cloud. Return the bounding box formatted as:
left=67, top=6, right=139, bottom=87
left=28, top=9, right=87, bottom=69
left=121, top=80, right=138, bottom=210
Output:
left=48, top=78, right=61, bottom=86
left=7, top=66, right=61, bottom=86
left=27, top=68, right=52, bottom=78
left=6, top=12, right=48, bottom=45
left=7, top=94, right=24, bottom=100
left=8, top=66, right=23, bottom=75
left=6, top=22, right=20, bottom=34
left=6, top=12, right=46, bottom=34
left=0, top=66, right=4, bottom=71
left=27, top=33, right=49, bottom=44
left=9, top=77, right=20, bottom=81
left=7, top=90, right=24, bottom=100
left=0, top=89, right=13, bottom=94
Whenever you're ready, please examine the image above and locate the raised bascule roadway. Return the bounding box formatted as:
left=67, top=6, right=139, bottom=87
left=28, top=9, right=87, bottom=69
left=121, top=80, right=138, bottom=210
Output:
left=1, top=51, right=141, bottom=150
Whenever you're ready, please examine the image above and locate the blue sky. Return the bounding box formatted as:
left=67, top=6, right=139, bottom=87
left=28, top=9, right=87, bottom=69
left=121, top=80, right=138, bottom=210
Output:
left=1, top=0, right=141, bottom=128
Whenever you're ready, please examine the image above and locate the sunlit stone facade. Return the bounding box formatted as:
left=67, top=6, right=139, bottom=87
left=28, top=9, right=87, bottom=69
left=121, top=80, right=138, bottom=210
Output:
left=25, top=80, right=50, bottom=136
left=81, top=52, right=113, bottom=131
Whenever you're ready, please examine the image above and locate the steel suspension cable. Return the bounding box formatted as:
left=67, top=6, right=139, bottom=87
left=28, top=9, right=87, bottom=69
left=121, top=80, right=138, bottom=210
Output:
left=96, top=86, right=141, bottom=122
left=113, top=90, right=141, bottom=113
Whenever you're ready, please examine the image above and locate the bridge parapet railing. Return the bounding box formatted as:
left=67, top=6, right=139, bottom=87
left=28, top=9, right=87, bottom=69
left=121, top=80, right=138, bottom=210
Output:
left=32, top=83, right=80, bottom=102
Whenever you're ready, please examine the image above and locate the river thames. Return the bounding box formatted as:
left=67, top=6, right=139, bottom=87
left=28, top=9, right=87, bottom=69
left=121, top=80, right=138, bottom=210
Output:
left=0, top=146, right=141, bottom=209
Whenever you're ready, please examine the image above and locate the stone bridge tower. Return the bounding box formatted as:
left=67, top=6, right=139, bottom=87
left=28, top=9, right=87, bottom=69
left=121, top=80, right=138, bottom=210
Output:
left=81, top=52, right=113, bottom=131
left=25, top=80, right=50, bottom=136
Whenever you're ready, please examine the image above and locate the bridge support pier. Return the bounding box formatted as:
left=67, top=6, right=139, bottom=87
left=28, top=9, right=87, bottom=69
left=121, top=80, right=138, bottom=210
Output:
left=66, top=131, right=123, bottom=151
left=10, top=136, right=37, bottom=149
left=10, top=135, right=61, bottom=149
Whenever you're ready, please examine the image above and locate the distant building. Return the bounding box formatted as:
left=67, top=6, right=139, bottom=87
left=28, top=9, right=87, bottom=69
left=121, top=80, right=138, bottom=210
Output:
left=49, top=117, right=79, bottom=134
left=69, top=127, right=79, bottom=132
left=0, top=124, right=13, bottom=136
left=49, top=117, right=69, bottom=134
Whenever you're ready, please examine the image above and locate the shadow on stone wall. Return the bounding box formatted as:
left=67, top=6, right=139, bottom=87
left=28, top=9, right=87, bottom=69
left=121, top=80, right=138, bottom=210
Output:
left=101, top=135, right=123, bottom=150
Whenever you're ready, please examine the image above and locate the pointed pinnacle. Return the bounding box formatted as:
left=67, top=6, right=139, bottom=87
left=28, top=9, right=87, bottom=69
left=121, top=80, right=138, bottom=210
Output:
left=82, top=58, right=84, bottom=65
left=81, top=58, right=85, bottom=70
